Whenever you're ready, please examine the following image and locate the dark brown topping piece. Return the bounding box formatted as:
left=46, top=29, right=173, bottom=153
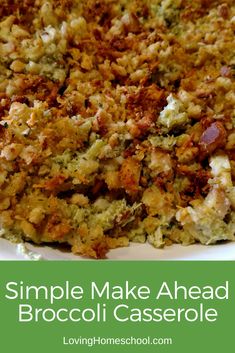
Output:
left=199, top=121, right=227, bottom=158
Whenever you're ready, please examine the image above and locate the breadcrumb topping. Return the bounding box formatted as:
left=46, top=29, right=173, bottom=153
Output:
left=0, top=0, right=235, bottom=258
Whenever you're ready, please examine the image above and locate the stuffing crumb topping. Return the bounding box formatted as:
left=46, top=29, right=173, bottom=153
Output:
left=0, top=0, right=235, bottom=258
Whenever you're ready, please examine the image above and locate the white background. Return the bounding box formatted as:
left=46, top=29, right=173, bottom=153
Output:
left=1, top=238, right=235, bottom=260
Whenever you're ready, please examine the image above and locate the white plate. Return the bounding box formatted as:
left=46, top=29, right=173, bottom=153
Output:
left=0, top=238, right=235, bottom=260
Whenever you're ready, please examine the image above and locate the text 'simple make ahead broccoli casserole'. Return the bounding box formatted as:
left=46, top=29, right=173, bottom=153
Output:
left=0, top=0, right=235, bottom=258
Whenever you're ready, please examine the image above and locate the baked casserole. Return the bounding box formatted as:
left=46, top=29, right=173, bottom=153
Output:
left=0, top=0, right=235, bottom=257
